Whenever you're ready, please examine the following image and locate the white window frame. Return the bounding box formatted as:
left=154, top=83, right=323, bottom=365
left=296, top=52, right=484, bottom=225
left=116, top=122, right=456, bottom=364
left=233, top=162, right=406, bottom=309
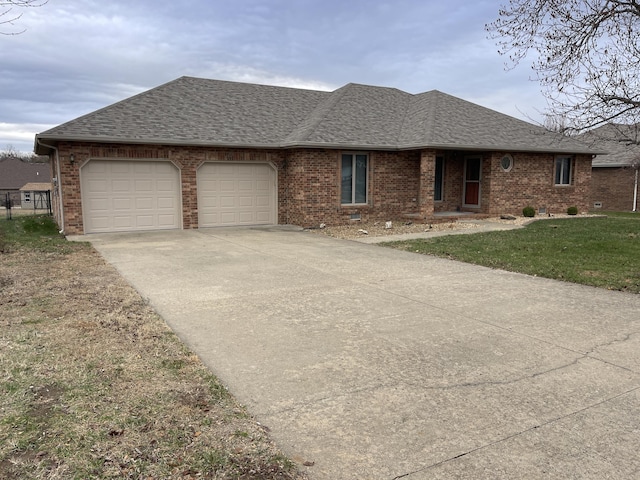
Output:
left=24, top=192, right=31, bottom=203
left=341, top=153, right=369, bottom=205
left=555, top=156, right=573, bottom=186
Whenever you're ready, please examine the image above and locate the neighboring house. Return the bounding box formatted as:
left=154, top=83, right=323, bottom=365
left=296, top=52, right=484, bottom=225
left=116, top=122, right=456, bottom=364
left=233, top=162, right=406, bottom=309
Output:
left=34, top=76, right=599, bottom=235
left=0, top=156, right=51, bottom=208
left=19, top=182, right=52, bottom=209
left=580, top=123, right=639, bottom=212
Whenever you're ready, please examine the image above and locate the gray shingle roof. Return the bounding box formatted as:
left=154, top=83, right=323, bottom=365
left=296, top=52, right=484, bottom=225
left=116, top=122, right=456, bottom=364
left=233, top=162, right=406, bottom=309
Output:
left=35, top=76, right=597, bottom=155
left=0, top=157, right=51, bottom=190
left=579, top=123, right=640, bottom=167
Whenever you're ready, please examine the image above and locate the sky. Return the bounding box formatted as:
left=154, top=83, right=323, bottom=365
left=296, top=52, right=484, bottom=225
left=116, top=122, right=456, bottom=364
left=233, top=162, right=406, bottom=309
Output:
left=0, top=0, right=547, bottom=155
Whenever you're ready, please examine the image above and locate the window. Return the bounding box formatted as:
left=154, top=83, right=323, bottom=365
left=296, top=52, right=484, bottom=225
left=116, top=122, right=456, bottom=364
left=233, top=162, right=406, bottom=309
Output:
left=500, top=154, right=513, bottom=172
left=555, top=156, right=572, bottom=185
left=341, top=153, right=368, bottom=204
left=434, top=156, right=444, bottom=201
left=24, top=192, right=31, bottom=203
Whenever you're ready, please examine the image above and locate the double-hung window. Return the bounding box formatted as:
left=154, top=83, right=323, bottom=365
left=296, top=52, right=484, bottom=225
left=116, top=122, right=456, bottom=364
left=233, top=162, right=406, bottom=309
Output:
left=341, top=153, right=368, bottom=204
left=555, top=156, right=572, bottom=185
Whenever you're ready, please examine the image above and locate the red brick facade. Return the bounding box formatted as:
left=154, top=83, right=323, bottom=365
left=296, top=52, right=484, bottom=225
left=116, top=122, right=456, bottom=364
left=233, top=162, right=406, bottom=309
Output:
left=590, top=167, right=638, bottom=212
left=50, top=142, right=594, bottom=234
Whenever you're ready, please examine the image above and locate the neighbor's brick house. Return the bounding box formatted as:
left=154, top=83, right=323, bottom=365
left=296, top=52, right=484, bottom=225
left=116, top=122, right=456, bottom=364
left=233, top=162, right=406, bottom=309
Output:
left=580, top=123, right=639, bottom=212
left=35, top=77, right=597, bottom=235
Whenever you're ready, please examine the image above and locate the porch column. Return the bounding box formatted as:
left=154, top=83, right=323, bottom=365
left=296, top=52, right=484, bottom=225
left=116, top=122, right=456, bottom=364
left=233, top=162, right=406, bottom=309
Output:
left=419, top=149, right=436, bottom=219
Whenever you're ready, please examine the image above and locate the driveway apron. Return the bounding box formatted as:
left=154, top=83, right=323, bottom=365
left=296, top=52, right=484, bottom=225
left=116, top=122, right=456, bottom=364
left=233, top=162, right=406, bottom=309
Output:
left=84, top=227, right=640, bottom=479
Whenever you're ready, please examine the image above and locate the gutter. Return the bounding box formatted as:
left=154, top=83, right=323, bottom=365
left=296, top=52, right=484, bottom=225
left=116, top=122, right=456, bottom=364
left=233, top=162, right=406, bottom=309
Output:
left=34, top=134, right=605, bottom=156
left=634, top=167, right=638, bottom=212
left=35, top=139, right=65, bottom=234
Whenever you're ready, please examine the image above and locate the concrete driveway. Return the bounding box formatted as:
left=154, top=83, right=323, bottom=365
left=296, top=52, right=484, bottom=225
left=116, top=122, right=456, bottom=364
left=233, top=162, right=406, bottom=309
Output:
left=83, top=227, right=640, bottom=479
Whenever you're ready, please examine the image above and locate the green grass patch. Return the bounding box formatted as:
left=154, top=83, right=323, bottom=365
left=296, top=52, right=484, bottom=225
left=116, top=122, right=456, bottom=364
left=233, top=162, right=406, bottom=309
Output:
left=0, top=214, right=74, bottom=253
left=384, top=214, right=640, bottom=293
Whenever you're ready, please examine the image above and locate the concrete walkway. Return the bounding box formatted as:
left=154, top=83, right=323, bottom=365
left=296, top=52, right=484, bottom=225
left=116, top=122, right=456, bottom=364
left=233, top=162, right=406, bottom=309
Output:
left=80, top=227, right=640, bottom=479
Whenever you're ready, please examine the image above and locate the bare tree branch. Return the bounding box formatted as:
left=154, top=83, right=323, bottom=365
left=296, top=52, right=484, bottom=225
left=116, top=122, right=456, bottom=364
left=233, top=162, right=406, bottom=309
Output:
left=486, top=0, right=640, bottom=138
left=1, top=0, right=47, bottom=35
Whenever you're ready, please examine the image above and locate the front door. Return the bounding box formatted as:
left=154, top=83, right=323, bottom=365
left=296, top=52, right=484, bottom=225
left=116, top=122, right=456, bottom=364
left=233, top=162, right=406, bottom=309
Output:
left=464, top=157, right=481, bottom=207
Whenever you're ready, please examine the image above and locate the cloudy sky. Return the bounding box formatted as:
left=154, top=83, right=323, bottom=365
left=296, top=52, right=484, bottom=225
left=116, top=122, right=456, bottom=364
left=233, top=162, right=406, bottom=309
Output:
left=1, top=0, right=546, bottom=155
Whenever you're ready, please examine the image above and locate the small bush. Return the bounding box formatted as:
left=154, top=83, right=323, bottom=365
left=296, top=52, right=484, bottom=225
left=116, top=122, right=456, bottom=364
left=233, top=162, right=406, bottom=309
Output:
left=522, top=206, right=536, bottom=218
left=567, top=206, right=578, bottom=215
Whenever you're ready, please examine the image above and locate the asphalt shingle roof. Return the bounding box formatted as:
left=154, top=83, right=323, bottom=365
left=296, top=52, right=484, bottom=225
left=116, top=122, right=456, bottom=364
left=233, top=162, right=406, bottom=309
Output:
left=579, top=123, right=640, bottom=167
left=35, top=76, right=597, bottom=155
left=0, top=157, right=51, bottom=190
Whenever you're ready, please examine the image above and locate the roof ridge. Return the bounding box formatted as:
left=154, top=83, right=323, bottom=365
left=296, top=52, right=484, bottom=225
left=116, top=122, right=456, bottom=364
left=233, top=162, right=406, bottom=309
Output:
left=284, top=84, right=351, bottom=143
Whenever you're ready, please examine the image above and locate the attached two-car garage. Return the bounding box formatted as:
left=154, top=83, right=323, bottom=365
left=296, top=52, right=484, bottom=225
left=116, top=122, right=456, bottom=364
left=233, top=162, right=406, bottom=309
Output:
left=80, top=160, right=276, bottom=234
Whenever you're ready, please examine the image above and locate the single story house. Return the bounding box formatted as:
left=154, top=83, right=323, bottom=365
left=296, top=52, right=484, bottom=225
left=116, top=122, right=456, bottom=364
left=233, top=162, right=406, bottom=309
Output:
left=580, top=123, right=639, bottom=212
left=34, top=76, right=599, bottom=235
left=0, top=156, right=51, bottom=208
left=19, top=182, right=52, bottom=210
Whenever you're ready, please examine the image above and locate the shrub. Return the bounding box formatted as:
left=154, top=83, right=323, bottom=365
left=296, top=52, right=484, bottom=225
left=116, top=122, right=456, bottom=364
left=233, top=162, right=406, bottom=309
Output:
left=567, top=206, right=578, bottom=215
left=522, top=206, right=536, bottom=218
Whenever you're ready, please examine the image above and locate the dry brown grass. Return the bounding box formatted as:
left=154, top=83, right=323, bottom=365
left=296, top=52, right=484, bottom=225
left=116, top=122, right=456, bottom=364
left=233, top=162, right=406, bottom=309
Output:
left=0, top=221, right=307, bottom=479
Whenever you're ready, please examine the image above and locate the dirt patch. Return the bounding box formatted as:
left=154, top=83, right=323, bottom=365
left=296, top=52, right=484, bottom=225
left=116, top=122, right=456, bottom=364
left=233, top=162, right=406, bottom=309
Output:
left=306, top=214, right=598, bottom=240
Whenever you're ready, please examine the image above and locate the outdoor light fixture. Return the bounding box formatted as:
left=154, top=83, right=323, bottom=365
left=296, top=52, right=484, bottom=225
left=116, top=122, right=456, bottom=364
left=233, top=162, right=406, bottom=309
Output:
left=69, top=154, right=75, bottom=165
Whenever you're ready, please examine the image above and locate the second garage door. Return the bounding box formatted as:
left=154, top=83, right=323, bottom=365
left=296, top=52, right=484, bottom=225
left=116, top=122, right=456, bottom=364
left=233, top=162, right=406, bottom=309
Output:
left=197, top=163, right=276, bottom=227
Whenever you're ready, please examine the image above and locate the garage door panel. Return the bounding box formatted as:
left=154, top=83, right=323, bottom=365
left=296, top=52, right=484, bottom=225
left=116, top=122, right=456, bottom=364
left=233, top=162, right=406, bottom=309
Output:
left=136, top=197, right=153, bottom=209
left=135, top=180, right=153, bottom=192
left=220, top=212, right=237, bottom=223
left=113, top=198, right=133, bottom=210
left=197, top=162, right=276, bottom=228
left=113, top=216, right=133, bottom=228
left=82, top=160, right=181, bottom=233
left=87, top=179, right=108, bottom=192
left=238, top=196, right=254, bottom=207
left=112, top=180, right=131, bottom=192
left=111, top=163, right=132, bottom=174
left=135, top=215, right=154, bottom=227
left=256, top=211, right=271, bottom=222
left=157, top=196, right=176, bottom=208
left=158, top=214, right=178, bottom=227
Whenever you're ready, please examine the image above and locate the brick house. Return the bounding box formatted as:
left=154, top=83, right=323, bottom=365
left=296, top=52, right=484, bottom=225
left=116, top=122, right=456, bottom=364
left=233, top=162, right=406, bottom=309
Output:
left=34, top=76, right=598, bottom=235
left=580, top=124, right=639, bottom=212
left=0, top=156, right=51, bottom=208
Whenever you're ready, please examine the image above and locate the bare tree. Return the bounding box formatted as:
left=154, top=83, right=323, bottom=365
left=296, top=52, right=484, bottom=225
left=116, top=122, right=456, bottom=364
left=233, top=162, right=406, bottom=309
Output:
left=1, top=0, right=47, bottom=35
left=486, top=0, right=640, bottom=134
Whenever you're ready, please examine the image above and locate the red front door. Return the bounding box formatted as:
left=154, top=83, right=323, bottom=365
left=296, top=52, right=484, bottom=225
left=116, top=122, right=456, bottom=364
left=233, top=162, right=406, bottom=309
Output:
left=464, top=157, right=481, bottom=206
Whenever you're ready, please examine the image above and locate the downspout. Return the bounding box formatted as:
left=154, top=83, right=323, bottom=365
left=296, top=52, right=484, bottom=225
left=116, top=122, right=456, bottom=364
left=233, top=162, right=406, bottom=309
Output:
left=36, top=139, right=65, bottom=234
left=633, top=167, right=638, bottom=213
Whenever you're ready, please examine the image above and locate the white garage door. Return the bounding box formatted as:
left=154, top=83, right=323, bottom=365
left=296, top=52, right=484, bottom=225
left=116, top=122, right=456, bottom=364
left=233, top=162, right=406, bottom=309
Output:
left=197, top=162, right=276, bottom=227
left=81, top=160, right=181, bottom=234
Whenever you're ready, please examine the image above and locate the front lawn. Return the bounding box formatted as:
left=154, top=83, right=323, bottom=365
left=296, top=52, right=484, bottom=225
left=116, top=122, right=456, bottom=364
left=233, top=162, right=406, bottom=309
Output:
left=383, top=213, right=640, bottom=293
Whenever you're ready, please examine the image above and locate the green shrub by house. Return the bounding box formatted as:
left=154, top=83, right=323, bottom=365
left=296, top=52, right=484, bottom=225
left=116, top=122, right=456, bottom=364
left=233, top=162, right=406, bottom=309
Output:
left=567, top=206, right=578, bottom=215
left=523, top=206, right=536, bottom=217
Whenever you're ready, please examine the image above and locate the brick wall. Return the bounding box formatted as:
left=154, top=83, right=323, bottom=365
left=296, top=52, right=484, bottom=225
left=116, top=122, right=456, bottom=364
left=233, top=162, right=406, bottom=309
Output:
left=590, top=167, right=638, bottom=211
left=485, top=152, right=592, bottom=216
left=283, top=149, right=421, bottom=227
left=55, top=143, right=285, bottom=234
left=53, top=143, right=595, bottom=234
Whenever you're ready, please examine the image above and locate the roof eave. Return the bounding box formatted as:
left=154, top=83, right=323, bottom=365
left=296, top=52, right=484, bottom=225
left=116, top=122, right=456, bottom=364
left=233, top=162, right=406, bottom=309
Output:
left=34, top=134, right=284, bottom=152
left=34, top=134, right=605, bottom=156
